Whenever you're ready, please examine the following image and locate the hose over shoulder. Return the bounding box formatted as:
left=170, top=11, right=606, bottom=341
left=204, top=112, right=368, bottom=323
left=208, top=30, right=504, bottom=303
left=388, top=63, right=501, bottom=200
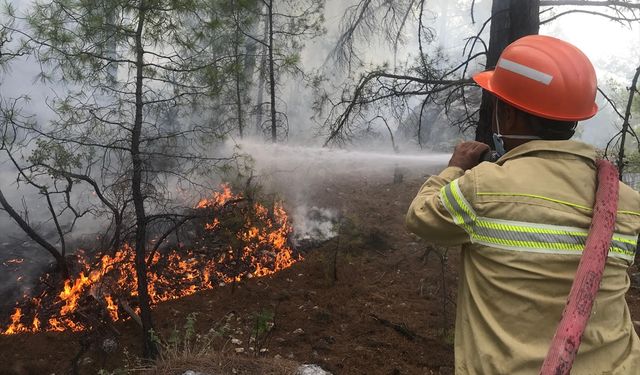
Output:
left=539, top=159, right=619, bottom=375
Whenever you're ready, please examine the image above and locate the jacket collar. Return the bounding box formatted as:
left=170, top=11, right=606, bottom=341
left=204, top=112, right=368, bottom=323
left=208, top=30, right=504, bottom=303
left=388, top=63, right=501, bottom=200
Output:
left=496, top=140, right=598, bottom=165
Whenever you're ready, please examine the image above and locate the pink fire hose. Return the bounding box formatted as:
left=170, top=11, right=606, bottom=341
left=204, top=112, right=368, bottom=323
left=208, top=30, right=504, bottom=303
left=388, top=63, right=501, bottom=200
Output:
left=540, top=159, right=620, bottom=375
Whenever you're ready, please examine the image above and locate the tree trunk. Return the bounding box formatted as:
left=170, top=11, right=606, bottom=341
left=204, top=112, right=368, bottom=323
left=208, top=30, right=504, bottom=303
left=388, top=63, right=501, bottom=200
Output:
left=255, top=6, right=270, bottom=135
left=475, top=0, right=540, bottom=145
left=103, top=0, right=118, bottom=83
left=132, top=0, right=157, bottom=359
left=234, top=29, right=245, bottom=138
left=242, top=3, right=262, bottom=136
left=268, top=0, right=278, bottom=143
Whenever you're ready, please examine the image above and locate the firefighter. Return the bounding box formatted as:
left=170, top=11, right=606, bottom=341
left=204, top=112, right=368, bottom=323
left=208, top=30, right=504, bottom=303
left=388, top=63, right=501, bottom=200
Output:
left=406, top=35, right=640, bottom=374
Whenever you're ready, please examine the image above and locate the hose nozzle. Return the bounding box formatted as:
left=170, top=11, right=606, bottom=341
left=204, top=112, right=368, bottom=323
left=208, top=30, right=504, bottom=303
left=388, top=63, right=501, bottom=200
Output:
left=481, top=150, right=501, bottom=163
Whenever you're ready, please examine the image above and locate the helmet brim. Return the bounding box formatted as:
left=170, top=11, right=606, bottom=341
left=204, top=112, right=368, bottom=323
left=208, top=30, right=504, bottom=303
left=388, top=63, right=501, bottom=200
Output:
left=471, top=69, right=598, bottom=121
left=472, top=70, right=494, bottom=93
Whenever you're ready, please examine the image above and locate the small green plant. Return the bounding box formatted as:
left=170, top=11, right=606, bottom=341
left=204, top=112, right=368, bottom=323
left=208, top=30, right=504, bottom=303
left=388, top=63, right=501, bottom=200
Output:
left=210, top=316, right=233, bottom=338
left=438, top=327, right=455, bottom=346
left=252, top=308, right=275, bottom=354
left=167, top=312, right=198, bottom=351
left=153, top=312, right=218, bottom=362
left=253, top=309, right=274, bottom=338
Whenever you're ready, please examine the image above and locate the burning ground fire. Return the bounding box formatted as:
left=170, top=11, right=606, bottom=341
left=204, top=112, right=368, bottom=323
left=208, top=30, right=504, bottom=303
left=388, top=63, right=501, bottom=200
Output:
left=2, top=184, right=301, bottom=335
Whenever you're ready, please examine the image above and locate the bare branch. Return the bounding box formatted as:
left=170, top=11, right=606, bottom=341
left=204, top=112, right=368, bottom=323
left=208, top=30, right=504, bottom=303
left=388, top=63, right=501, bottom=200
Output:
left=598, top=87, right=627, bottom=121
left=540, top=9, right=640, bottom=24
left=323, top=68, right=471, bottom=146
left=0, top=188, right=68, bottom=277
left=616, top=65, right=640, bottom=177
left=540, top=1, right=640, bottom=9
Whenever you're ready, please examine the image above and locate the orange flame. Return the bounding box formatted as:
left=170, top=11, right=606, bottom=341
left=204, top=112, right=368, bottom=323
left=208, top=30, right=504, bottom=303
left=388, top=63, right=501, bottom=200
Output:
left=196, top=184, right=234, bottom=209
left=4, top=308, right=24, bottom=335
left=105, top=295, right=118, bottom=321
left=2, top=184, right=301, bottom=335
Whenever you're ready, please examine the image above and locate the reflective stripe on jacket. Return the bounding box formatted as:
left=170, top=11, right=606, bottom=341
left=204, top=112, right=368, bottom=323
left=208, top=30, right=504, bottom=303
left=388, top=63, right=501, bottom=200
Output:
left=406, top=140, right=640, bottom=375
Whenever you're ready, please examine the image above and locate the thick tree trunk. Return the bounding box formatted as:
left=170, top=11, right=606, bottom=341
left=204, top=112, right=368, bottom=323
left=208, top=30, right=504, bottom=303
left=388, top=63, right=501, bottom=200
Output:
left=133, top=0, right=157, bottom=359
left=475, top=0, right=540, bottom=145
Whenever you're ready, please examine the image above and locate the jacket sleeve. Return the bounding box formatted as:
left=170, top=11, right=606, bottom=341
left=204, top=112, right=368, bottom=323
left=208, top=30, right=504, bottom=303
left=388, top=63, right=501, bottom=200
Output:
left=405, top=166, right=475, bottom=246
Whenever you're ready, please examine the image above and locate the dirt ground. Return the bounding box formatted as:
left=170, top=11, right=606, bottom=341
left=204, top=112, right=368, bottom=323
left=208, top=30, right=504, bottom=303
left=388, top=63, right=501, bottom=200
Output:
left=2, top=171, right=640, bottom=375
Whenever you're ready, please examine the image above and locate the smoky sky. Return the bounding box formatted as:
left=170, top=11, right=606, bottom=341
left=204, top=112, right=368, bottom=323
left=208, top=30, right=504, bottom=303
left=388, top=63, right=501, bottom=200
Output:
left=1, top=0, right=638, bottom=251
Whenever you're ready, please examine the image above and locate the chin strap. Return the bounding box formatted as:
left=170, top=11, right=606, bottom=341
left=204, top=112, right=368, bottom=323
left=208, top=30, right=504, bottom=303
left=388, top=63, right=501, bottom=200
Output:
left=493, top=102, right=542, bottom=156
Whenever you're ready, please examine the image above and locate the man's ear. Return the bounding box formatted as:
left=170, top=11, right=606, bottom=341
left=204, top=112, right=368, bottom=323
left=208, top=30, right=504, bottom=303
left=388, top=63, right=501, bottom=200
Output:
left=502, top=104, right=517, bottom=128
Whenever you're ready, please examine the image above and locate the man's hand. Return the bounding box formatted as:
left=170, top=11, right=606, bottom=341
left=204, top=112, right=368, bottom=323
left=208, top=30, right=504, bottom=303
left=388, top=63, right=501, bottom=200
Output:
left=448, top=141, right=491, bottom=170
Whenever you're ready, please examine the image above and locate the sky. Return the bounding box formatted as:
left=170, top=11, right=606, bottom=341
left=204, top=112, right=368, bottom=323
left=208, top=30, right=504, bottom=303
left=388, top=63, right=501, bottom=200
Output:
left=540, top=5, right=640, bottom=146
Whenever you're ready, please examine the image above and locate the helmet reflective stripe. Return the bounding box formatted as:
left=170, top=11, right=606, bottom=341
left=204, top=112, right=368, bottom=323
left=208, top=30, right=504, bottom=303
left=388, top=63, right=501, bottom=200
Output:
left=473, top=35, right=598, bottom=121
left=497, top=58, right=554, bottom=86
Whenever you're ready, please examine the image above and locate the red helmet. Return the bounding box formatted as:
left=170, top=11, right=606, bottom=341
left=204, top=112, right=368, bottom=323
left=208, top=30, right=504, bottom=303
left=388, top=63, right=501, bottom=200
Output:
left=473, top=35, right=598, bottom=121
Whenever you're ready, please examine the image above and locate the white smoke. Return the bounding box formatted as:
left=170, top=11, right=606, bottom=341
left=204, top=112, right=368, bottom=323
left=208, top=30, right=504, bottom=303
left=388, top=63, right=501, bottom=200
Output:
left=291, top=205, right=339, bottom=245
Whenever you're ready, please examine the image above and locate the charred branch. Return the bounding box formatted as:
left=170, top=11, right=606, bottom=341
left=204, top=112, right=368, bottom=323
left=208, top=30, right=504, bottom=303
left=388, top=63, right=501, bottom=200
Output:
left=0, top=188, right=69, bottom=278
left=120, top=300, right=143, bottom=329
left=369, top=313, right=423, bottom=342
left=43, top=189, right=67, bottom=257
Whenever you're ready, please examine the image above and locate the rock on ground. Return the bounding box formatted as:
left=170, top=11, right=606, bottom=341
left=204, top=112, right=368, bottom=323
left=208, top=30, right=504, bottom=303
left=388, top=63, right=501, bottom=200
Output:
left=296, top=364, right=332, bottom=375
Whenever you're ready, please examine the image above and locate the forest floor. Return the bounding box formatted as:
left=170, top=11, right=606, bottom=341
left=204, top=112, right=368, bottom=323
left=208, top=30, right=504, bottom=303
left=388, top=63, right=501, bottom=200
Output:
left=2, top=170, right=640, bottom=375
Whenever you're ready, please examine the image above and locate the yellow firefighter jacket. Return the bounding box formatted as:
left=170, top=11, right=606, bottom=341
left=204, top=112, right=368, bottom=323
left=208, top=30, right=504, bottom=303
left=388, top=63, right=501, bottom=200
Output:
left=406, top=140, right=640, bottom=374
